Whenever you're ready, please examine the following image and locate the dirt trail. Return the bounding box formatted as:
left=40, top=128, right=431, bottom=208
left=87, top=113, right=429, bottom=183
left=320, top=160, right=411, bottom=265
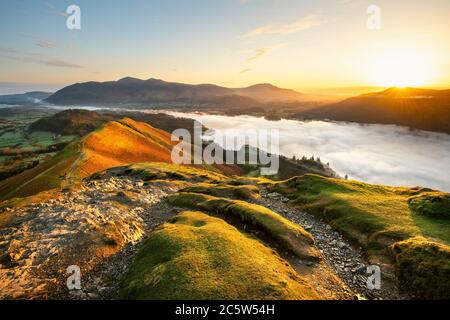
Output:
left=255, top=187, right=403, bottom=300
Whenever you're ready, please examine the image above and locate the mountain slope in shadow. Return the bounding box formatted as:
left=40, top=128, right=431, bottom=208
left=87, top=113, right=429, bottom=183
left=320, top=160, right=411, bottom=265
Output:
left=297, top=87, right=450, bottom=134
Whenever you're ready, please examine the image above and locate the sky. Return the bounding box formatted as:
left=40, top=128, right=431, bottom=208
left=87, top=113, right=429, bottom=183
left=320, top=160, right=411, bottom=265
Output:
left=1, top=0, right=450, bottom=94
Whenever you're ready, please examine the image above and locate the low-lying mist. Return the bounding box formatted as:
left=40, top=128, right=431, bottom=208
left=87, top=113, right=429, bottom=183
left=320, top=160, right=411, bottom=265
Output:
left=166, top=111, right=450, bottom=192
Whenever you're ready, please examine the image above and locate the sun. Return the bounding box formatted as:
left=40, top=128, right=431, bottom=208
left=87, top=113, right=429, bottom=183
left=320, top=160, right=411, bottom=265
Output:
left=368, top=49, right=433, bottom=87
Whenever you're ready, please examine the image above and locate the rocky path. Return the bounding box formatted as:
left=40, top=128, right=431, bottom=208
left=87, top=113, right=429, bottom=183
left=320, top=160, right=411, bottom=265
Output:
left=0, top=175, right=180, bottom=300
left=256, top=188, right=403, bottom=300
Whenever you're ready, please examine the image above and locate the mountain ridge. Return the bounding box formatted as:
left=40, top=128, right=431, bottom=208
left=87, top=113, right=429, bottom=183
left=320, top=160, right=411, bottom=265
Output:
left=0, top=118, right=177, bottom=201
left=296, top=87, right=450, bottom=134
left=45, top=77, right=307, bottom=105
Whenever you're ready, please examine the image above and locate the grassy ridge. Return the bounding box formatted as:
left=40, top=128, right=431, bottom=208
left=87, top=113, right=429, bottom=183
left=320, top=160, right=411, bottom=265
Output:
left=181, top=182, right=260, bottom=200
left=272, top=174, right=450, bottom=247
left=77, top=118, right=175, bottom=177
left=120, top=211, right=320, bottom=300
left=271, top=174, right=450, bottom=298
left=168, top=192, right=320, bottom=261
left=92, top=162, right=227, bottom=183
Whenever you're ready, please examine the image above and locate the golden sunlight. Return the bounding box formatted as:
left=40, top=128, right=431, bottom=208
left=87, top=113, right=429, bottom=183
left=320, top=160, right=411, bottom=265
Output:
left=368, top=49, right=434, bottom=87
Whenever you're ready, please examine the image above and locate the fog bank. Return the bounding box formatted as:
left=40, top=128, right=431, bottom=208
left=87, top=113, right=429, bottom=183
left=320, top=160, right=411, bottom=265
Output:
left=166, top=111, right=450, bottom=192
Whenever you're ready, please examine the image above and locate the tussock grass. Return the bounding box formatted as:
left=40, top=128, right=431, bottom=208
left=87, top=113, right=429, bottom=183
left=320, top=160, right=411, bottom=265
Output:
left=120, top=211, right=320, bottom=300
left=167, top=192, right=319, bottom=260
left=181, top=183, right=260, bottom=200
left=408, top=192, right=450, bottom=220
left=225, top=176, right=274, bottom=186
left=392, top=237, right=450, bottom=299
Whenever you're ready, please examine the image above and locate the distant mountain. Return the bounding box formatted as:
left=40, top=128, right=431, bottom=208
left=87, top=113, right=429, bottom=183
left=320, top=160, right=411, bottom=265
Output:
left=45, top=77, right=307, bottom=106
left=234, top=83, right=305, bottom=103
left=297, top=87, right=450, bottom=134
left=361, top=87, right=450, bottom=99
left=0, top=91, right=52, bottom=105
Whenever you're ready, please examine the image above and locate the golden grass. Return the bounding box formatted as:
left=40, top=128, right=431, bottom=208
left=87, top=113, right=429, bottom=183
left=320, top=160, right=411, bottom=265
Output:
left=0, top=118, right=178, bottom=201
left=181, top=182, right=260, bottom=200
left=271, top=174, right=450, bottom=298
left=167, top=192, right=320, bottom=260
left=120, top=211, right=320, bottom=300
left=78, top=119, right=175, bottom=177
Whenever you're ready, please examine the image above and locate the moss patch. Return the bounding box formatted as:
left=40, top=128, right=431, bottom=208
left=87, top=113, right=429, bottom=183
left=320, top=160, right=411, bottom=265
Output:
left=408, top=192, right=450, bottom=220
left=120, top=211, right=320, bottom=300
left=392, top=237, right=450, bottom=299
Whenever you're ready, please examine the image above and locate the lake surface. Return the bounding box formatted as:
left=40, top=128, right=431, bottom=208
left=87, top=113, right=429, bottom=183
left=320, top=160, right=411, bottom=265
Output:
left=163, top=111, right=450, bottom=192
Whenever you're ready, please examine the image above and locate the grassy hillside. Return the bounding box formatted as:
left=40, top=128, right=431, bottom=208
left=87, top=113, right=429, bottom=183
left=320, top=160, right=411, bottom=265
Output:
left=120, top=211, right=320, bottom=300
left=270, top=174, right=450, bottom=298
left=0, top=141, right=80, bottom=201
left=0, top=118, right=177, bottom=201
left=28, top=109, right=203, bottom=139
left=271, top=175, right=450, bottom=245
left=76, top=118, right=176, bottom=177
left=29, top=109, right=115, bottom=136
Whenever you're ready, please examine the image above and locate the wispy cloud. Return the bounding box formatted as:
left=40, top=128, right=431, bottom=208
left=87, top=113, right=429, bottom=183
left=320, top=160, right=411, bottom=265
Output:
left=0, top=46, right=84, bottom=69
left=35, top=39, right=57, bottom=49
left=18, top=33, right=57, bottom=49
left=241, top=15, right=322, bottom=38
left=239, top=43, right=285, bottom=75
left=45, top=2, right=68, bottom=17
left=245, top=43, right=286, bottom=61
left=247, top=47, right=271, bottom=61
